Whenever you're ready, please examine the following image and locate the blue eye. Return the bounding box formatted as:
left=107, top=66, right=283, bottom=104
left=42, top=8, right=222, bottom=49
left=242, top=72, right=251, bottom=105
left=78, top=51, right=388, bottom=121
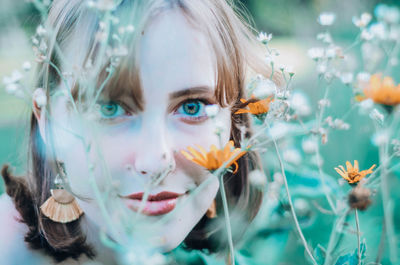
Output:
left=178, top=100, right=206, bottom=117
left=99, top=102, right=126, bottom=118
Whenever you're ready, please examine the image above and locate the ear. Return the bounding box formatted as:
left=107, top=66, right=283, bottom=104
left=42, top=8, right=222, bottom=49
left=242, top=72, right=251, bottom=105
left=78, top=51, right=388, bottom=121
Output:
left=32, top=88, right=47, bottom=144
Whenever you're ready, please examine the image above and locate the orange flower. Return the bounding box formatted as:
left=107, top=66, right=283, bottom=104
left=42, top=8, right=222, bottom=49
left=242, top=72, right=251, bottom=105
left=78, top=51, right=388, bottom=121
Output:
left=235, top=96, right=273, bottom=115
left=334, top=160, right=376, bottom=184
left=181, top=140, right=247, bottom=173
left=363, top=74, right=400, bottom=105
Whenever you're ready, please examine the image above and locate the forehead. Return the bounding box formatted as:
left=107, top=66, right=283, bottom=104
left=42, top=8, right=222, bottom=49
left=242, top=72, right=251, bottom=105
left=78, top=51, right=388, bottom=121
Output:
left=138, top=9, right=216, bottom=96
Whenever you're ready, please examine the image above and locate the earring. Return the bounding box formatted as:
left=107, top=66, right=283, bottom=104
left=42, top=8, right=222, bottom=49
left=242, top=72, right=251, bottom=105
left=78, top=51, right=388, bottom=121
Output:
left=40, top=161, right=83, bottom=223
left=206, top=199, right=217, bottom=219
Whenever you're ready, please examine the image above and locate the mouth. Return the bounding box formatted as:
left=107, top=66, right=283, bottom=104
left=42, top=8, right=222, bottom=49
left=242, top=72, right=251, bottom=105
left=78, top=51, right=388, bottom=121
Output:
left=121, top=191, right=185, bottom=216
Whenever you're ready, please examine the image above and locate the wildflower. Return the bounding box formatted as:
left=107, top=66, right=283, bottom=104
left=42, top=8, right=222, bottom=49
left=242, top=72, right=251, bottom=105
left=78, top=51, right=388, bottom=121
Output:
left=369, top=108, right=385, bottom=124
left=252, top=77, right=276, bottom=99
left=290, top=92, right=311, bottom=117
left=335, top=160, right=376, bottom=184
left=307, top=47, right=324, bottom=60
left=22, top=61, right=32, bottom=72
left=340, top=72, right=353, bottom=85
left=348, top=185, right=372, bottom=211
left=257, top=32, right=272, bottom=44
left=302, top=139, right=317, bottom=154
left=369, top=23, right=387, bottom=40
left=283, top=149, right=302, bottom=165
left=235, top=95, right=273, bottom=116
left=352, top=13, right=372, bottom=28
left=181, top=140, right=247, bottom=173
left=249, top=169, right=266, bottom=189
left=360, top=29, right=373, bottom=41
left=317, top=12, right=336, bottom=26
left=33, top=88, right=47, bottom=108
left=375, top=4, right=400, bottom=24
left=363, top=74, right=400, bottom=106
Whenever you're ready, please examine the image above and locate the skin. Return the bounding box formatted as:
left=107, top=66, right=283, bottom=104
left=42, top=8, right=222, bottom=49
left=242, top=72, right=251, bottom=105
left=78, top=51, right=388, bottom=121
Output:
left=34, top=8, right=232, bottom=258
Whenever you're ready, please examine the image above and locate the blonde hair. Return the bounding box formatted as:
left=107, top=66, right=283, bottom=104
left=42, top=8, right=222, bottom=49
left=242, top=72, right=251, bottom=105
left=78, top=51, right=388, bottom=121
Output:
left=19, top=0, right=275, bottom=261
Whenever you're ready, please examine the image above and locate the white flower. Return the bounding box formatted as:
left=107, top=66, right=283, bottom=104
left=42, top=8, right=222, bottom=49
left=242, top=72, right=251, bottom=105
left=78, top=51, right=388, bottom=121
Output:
left=316, top=32, right=332, bottom=43
left=33, top=88, right=47, bottom=108
left=316, top=63, right=327, bottom=74
left=253, top=78, right=276, bottom=98
left=205, top=104, right=219, bottom=117
left=269, top=122, right=289, bottom=139
left=359, top=98, right=374, bottom=110
left=317, top=12, right=336, bottom=26
left=361, top=29, right=373, bottom=41
left=257, top=32, right=272, bottom=43
left=340, top=72, right=353, bottom=85
left=126, top=24, right=135, bottom=33
left=357, top=72, right=371, bottom=83
left=302, top=139, right=318, bottom=154
left=352, top=13, right=372, bottom=28
left=5, top=83, right=19, bottom=94
left=369, top=23, right=387, bottom=40
left=307, top=47, right=324, bottom=60
left=325, top=48, right=336, bottom=59
left=249, top=170, right=266, bottom=189
left=370, top=108, right=384, bottom=124
left=283, top=149, right=302, bottom=165
left=372, top=130, right=389, bottom=146
left=22, top=61, right=32, bottom=72
left=290, top=92, right=311, bottom=116
left=318, top=99, right=331, bottom=108
left=36, top=25, right=46, bottom=36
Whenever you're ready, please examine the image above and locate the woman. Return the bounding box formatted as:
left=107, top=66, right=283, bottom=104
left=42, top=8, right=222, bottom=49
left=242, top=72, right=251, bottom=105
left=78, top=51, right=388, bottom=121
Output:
left=0, top=0, right=277, bottom=264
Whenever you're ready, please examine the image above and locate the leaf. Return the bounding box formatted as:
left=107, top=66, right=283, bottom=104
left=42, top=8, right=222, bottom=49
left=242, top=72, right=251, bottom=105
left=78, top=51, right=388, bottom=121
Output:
left=334, top=241, right=366, bottom=265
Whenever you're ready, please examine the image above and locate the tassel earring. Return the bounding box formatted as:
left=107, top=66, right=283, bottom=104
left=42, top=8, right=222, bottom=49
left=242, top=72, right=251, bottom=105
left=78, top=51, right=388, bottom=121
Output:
left=40, top=161, right=83, bottom=223
left=206, top=199, right=217, bottom=219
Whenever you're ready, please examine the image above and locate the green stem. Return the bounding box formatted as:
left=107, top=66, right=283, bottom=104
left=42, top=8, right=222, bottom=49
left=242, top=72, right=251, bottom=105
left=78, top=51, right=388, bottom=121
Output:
left=266, top=121, right=317, bottom=265
left=220, top=174, right=235, bottom=265
left=324, top=209, right=350, bottom=265
left=355, top=209, right=361, bottom=265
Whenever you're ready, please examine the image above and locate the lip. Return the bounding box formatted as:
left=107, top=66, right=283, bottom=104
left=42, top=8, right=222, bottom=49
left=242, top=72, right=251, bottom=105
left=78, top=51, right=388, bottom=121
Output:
left=121, top=191, right=184, bottom=216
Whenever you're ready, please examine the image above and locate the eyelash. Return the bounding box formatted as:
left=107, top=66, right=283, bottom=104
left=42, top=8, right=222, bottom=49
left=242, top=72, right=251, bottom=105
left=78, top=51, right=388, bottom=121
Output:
left=97, top=98, right=212, bottom=124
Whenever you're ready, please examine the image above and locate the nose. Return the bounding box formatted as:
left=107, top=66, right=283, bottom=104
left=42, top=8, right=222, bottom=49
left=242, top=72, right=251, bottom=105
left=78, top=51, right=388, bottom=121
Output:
left=133, top=123, right=176, bottom=179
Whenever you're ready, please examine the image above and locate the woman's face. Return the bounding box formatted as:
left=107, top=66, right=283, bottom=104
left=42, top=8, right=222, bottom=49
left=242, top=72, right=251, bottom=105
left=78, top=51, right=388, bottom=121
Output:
left=42, top=10, right=232, bottom=251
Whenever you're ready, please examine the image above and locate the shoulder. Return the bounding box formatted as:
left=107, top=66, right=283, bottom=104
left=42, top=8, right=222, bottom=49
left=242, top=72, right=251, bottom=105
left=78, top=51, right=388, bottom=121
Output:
left=0, top=194, right=51, bottom=265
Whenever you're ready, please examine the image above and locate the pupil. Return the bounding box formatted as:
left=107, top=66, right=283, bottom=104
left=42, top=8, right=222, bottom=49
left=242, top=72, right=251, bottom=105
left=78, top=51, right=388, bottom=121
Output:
left=102, top=104, right=117, bottom=115
left=184, top=102, right=200, bottom=115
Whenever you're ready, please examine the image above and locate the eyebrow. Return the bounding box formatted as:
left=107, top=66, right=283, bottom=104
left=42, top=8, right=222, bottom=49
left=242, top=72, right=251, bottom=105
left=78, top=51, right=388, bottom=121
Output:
left=169, top=86, right=214, bottom=100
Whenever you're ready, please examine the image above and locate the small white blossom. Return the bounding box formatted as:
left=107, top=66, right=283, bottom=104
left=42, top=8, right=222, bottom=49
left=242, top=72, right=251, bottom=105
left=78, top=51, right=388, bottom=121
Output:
left=22, top=61, right=32, bottom=72
left=372, top=130, right=389, bottom=146
left=340, top=72, right=354, bottom=85
left=302, top=139, right=318, bottom=154
left=352, top=13, right=372, bottom=28
left=316, top=63, right=327, bottom=74
left=318, top=99, right=331, bottom=109
left=325, top=48, right=336, bottom=59
left=359, top=98, right=374, bottom=110
left=290, top=92, right=311, bottom=116
left=316, top=32, right=332, bottom=43
left=257, top=32, right=273, bottom=43
left=283, top=149, right=302, bottom=165
left=361, top=29, right=374, bottom=41
left=5, top=83, right=19, bottom=94
left=205, top=104, right=219, bottom=118
left=369, top=23, right=387, bottom=40
left=357, top=72, right=371, bottom=83
left=249, top=170, right=266, bottom=189
left=33, top=88, right=47, bottom=108
left=370, top=108, right=384, bottom=124
left=253, top=78, right=276, bottom=98
left=317, top=12, right=336, bottom=26
left=307, top=47, right=324, bottom=60
left=126, top=24, right=135, bottom=33
left=36, top=25, right=46, bottom=36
